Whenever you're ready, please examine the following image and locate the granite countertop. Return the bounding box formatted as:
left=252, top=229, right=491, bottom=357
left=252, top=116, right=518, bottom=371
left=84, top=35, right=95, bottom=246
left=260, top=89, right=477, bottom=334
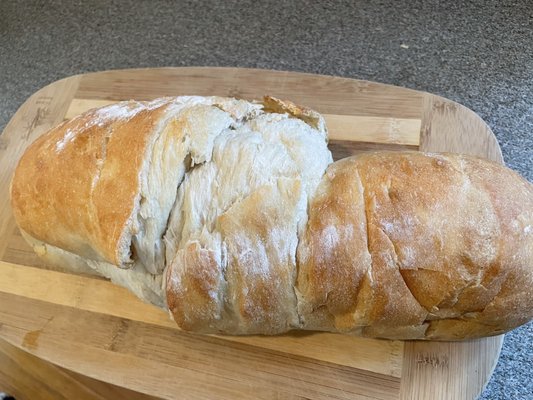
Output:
left=1, top=1, right=531, bottom=398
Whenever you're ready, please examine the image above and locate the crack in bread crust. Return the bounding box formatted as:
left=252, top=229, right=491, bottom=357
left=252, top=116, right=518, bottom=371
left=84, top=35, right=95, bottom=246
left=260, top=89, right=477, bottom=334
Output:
left=357, top=166, right=375, bottom=330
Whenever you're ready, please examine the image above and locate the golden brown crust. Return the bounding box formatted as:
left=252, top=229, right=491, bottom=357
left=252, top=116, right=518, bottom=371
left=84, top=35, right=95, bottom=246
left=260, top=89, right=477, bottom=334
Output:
left=11, top=100, right=174, bottom=266
left=166, top=241, right=224, bottom=331
left=218, top=179, right=302, bottom=334
left=299, top=152, right=533, bottom=339
left=296, top=158, right=372, bottom=332
left=425, top=156, right=533, bottom=339
left=262, top=95, right=327, bottom=136
left=167, top=179, right=304, bottom=335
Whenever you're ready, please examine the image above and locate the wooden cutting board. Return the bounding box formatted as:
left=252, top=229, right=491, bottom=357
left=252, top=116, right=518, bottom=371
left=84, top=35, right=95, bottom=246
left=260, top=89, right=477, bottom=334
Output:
left=0, top=67, right=505, bottom=400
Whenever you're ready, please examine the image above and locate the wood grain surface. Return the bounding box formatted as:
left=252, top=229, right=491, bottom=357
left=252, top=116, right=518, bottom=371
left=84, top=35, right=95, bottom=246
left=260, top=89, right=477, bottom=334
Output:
left=0, top=338, right=156, bottom=400
left=0, top=67, right=504, bottom=400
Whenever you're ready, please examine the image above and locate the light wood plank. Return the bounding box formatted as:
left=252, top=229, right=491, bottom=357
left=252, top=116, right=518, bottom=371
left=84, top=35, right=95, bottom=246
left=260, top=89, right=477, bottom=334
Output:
left=0, top=261, right=404, bottom=378
left=325, top=114, right=420, bottom=145
left=399, top=339, right=503, bottom=400
left=419, top=93, right=503, bottom=162
left=0, top=292, right=401, bottom=400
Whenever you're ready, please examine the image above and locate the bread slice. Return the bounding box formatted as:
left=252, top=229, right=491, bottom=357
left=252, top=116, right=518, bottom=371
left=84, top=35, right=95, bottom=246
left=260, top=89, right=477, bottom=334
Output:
left=11, top=97, right=262, bottom=275
left=164, top=109, right=332, bottom=333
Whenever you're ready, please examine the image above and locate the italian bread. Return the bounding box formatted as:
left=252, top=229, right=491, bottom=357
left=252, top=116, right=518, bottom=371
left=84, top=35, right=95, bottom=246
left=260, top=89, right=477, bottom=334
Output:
left=10, top=96, right=533, bottom=340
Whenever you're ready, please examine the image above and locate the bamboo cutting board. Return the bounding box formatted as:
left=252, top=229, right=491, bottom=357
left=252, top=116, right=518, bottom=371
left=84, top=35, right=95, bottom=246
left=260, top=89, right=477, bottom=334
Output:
left=0, top=68, right=505, bottom=400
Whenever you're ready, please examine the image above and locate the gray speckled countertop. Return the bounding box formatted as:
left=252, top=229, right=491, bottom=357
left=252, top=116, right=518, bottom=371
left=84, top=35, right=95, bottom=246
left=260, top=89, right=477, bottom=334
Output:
left=1, top=1, right=532, bottom=398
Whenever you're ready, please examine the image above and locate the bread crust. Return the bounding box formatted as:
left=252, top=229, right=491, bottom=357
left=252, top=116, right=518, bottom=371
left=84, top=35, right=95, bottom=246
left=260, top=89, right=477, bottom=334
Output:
left=11, top=96, right=261, bottom=270
left=11, top=99, right=175, bottom=266
left=299, top=152, right=533, bottom=339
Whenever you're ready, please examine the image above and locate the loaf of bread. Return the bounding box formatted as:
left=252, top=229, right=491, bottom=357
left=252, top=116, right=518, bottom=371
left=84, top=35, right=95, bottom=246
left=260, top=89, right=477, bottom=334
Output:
left=10, top=96, right=533, bottom=340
